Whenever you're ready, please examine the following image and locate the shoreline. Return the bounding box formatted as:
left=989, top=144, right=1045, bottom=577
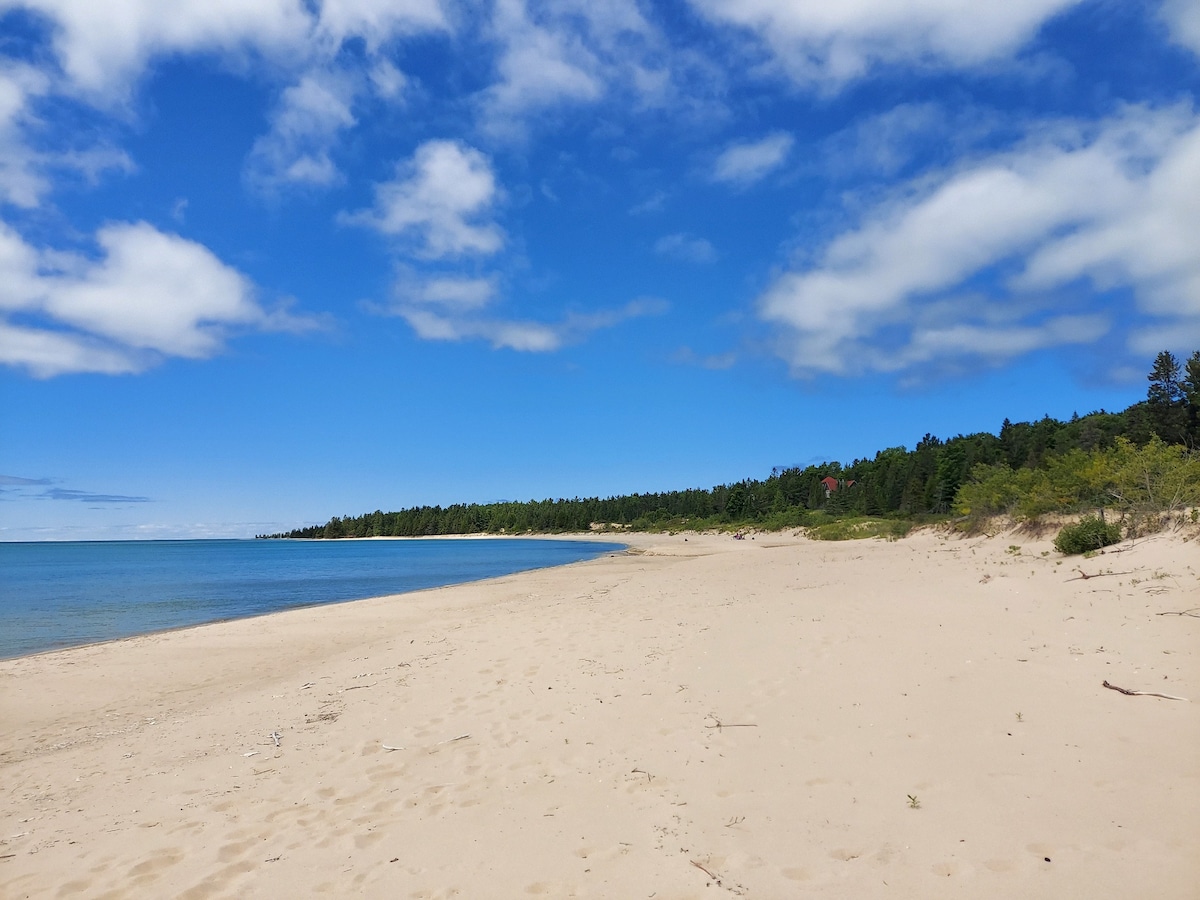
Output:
left=1, top=536, right=629, bottom=663
left=3, top=529, right=1196, bottom=897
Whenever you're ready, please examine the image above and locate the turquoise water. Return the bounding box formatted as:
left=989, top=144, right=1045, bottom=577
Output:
left=0, top=538, right=623, bottom=659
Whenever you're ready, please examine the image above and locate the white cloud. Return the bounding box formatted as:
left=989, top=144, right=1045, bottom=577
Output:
left=712, top=132, right=793, bottom=186
left=0, top=63, right=52, bottom=207
left=396, top=296, right=664, bottom=352
left=687, top=0, right=1083, bottom=85
left=395, top=273, right=498, bottom=312
left=0, top=220, right=314, bottom=376
left=758, top=105, right=1200, bottom=376
left=1161, top=0, right=1200, bottom=55
left=478, top=0, right=604, bottom=139
left=0, top=62, right=133, bottom=207
left=10, top=0, right=312, bottom=101
left=315, top=0, right=447, bottom=50
left=629, top=190, right=667, bottom=215
left=342, top=140, right=504, bottom=258
left=368, top=59, right=407, bottom=99
left=246, top=70, right=358, bottom=192
left=475, top=0, right=687, bottom=139
left=655, top=232, right=717, bottom=263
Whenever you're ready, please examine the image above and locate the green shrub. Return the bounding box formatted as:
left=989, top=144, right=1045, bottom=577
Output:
left=1053, top=516, right=1122, bottom=555
left=807, top=517, right=912, bottom=541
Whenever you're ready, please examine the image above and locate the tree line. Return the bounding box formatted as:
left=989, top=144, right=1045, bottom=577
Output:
left=259, top=350, right=1200, bottom=539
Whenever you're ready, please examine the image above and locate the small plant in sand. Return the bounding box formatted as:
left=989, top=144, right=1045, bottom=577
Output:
left=907, top=794, right=921, bottom=809
left=1007, top=545, right=1021, bottom=555
left=1015, top=712, right=1023, bottom=722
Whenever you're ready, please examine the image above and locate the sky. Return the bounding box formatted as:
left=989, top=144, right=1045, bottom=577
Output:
left=2, top=0, right=1200, bottom=541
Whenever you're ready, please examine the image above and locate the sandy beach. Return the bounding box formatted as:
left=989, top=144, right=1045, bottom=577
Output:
left=2, top=529, right=1197, bottom=898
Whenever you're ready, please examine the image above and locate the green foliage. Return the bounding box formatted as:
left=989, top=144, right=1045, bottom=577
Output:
left=257, top=350, right=1199, bottom=541
left=1053, top=516, right=1122, bottom=555
left=806, top=517, right=913, bottom=541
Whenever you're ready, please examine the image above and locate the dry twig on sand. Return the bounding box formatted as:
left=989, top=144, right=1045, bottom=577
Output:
left=1068, top=569, right=1133, bottom=581
left=704, top=716, right=758, bottom=730
left=690, top=860, right=721, bottom=883
left=1156, top=608, right=1200, bottom=618
left=1102, top=680, right=1188, bottom=701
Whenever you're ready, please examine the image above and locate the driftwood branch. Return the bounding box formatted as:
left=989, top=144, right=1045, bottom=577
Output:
left=1102, top=680, right=1188, bottom=701
left=1067, top=569, right=1133, bottom=582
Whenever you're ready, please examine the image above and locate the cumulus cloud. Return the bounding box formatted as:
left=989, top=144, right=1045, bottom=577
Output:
left=9, top=0, right=312, bottom=101
left=654, top=232, right=717, bottom=263
left=5, top=1, right=447, bottom=200
left=712, top=133, right=793, bottom=186
left=687, top=0, right=1083, bottom=85
left=0, top=62, right=133, bottom=207
left=246, top=69, right=358, bottom=192
left=0, top=220, right=314, bottom=377
left=342, top=140, right=504, bottom=258
left=758, top=105, right=1200, bottom=376
left=476, top=0, right=683, bottom=139
left=477, top=0, right=605, bottom=139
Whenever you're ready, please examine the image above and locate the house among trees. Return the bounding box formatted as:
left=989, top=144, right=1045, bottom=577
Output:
left=820, top=476, right=855, bottom=498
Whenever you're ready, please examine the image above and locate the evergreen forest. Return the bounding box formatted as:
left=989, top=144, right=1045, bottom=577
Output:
left=261, top=350, right=1200, bottom=540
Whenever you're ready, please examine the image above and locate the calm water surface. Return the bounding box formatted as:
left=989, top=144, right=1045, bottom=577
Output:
left=0, top=538, right=623, bottom=659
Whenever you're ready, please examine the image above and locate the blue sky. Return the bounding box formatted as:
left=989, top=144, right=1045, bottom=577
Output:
left=2, top=0, right=1199, bottom=540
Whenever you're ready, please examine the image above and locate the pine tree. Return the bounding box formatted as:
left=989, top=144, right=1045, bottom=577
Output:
left=1146, top=351, right=1187, bottom=443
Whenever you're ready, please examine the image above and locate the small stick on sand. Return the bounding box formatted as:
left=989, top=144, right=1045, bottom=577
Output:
left=690, top=859, right=721, bottom=883
left=631, top=767, right=652, bottom=782
left=1102, top=680, right=1188, bottom=701
left=381, top=743, right=405, bottom=751
left=1156, top=608, right=1200, bottom=618
left=436, top=733, right=470, bottom=745
left=270, top=731, right=281, bottom=748
left=705, top=716, right=757, bottom=730
left=1068, top=569, right=1133, bottom=582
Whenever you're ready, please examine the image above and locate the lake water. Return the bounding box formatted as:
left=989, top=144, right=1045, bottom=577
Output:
left=0, top=538, right=624, bottom=659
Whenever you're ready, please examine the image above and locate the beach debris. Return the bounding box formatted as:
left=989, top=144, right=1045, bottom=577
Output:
left=725, top=816, right=745, bottom=827
left=631, top=767, right=652, bottom=783
left=1102, top=680, right=1188, bottom=701
left=301, top=682, right=315, bottom=689
left=436, top=733, right=471, bottom=745
left=1067, top=568, right=1132, bottom=581
left=270, top=731, right=282, bottom=748
left=704, top=715, right=757, bottom=730
left=1156, top=607, right=1200, bottom=618
left=690, top=859, right=721, bottom=885
left=244, top=751, right=259, bottom=757
left=907, top=794, right=921, bottom=809
left=381, top=743, right=405, bottom=751
left=340, top=683, right=376, bottom=692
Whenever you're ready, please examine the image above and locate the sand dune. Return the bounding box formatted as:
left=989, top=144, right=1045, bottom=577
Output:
left=2, top=530, right=1197, bottom=898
